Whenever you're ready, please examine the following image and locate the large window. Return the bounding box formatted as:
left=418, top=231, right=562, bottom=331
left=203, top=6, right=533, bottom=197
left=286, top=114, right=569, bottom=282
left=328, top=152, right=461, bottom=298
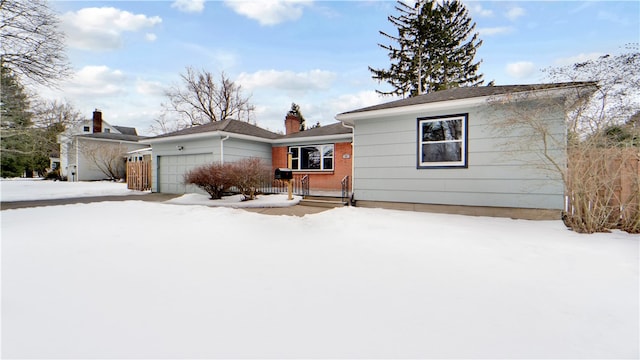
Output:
left=289, top=144, right=334, bottom=171
left=418, top=114, right=468, bottom=168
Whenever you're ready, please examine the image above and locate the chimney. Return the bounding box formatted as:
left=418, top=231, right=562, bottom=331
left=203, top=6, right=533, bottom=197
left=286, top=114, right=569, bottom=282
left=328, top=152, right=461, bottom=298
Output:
left=285, top=114, right=301, bottom=135
left=92, top=109, right=103, bottom=133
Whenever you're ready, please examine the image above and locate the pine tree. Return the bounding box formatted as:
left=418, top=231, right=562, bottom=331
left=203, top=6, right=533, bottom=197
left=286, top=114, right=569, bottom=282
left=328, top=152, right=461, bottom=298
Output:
left=287, top=103, right=306, bottom=131
left=1, top=65, right=35, bottom=177
left=370, top=0, right=484, bottom=97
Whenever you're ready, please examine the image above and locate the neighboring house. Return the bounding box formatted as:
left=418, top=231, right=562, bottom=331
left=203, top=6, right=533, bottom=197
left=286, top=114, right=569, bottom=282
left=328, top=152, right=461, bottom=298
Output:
left=142, top=116, right=353, bottom=195
left=335, top=82, right=598, bottom=219
left=58, top=110, right=150, bottom=181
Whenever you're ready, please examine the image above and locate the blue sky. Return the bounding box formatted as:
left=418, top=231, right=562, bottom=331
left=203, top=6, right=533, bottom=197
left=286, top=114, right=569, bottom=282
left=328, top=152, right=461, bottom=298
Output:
left=40, top=0, right=639, bottom=135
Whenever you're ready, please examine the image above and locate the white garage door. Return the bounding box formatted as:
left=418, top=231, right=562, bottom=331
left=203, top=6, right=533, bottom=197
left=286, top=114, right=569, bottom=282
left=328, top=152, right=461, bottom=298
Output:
left=158, top=153, right=214, bottom=194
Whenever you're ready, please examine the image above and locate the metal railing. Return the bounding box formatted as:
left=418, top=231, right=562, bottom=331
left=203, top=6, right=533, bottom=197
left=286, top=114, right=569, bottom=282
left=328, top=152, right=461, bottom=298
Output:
left=258, top=175, right=309, bottom=196
left=301, top=175, right=309, bottom=197
left=341, top=175, right=350, bottom=204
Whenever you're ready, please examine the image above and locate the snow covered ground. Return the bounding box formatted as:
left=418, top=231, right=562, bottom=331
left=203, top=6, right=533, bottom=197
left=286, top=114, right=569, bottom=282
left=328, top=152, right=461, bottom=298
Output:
left=1, top=180, right=638, bottom=358
left=0, top=178, right=301, bottom=207
left=0, top=178, right=143, bottom=202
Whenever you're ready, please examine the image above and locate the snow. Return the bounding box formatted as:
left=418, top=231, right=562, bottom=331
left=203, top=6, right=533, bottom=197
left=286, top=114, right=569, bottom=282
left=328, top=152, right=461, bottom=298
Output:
left=1, top=181, right=638, bottom=358
left=0, top=179, right=301, bottom=207
left=166, top=193, right=301, bottom=207
left=0, top=178, right=144, bottom=202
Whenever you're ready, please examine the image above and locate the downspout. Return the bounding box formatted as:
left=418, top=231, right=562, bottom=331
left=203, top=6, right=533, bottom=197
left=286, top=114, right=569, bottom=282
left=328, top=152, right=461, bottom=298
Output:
left=74, top=137, right=79, bottom=182
left=220, top=135, right=230, bottom=164
left=341, top=122, right=355, bottom=203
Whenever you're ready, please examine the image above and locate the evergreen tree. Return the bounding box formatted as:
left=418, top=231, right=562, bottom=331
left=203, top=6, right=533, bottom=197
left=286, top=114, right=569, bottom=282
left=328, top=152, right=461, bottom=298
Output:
left=287, top=103, right=306, bottom=131
left=0, top=65, right=35, bottom=177
left=370, top=0, right=484, bottom=97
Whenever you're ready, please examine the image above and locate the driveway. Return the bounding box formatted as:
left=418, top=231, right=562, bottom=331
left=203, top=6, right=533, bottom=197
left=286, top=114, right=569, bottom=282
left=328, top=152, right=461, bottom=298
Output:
left=1, top=193, right=329, bottom=216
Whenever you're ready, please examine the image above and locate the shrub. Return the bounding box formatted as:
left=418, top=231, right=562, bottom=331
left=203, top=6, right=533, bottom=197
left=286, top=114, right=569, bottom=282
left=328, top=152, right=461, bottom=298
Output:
left=228, top=158, right=271, bottom=201
left=183, top=163, right=232, bottom=200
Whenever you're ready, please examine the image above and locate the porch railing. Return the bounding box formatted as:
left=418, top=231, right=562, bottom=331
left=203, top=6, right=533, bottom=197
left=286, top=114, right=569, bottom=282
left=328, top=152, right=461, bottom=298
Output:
left=258, top=175, right=309, bottom=196
left=341, top=175, right=350, bottom=203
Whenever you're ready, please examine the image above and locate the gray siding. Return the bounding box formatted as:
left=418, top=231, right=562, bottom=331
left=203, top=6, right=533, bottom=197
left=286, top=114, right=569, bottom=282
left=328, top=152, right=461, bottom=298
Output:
left=352, top=104, right=567, bottom=210
left=150, top=135, right=272, bottom=194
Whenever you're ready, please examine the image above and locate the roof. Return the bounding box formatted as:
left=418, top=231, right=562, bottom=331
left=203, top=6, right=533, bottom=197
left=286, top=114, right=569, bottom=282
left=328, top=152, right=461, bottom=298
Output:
left=338, top=82, right=597, bottom=116
left=113, top=126, right=138, bottom=136
left=147, top=119, right=280, bottom=141
left=77, top=133, right=147, bottom=142
left=279, top=122, right=352, bottom=139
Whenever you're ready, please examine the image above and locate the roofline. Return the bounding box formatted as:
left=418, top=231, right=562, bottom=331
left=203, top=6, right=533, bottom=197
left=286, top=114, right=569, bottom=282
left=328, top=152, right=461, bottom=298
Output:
left=142, top=129, right=352, bottom=145
left=141, top=130, right=278, bottom=144
left=271, top=133, right=352, bottom=144
left=336, top=96, right=487, bottom=124
left=335, top=83, right=598, bottom=124
left=77, top=137, right=147, bottom=145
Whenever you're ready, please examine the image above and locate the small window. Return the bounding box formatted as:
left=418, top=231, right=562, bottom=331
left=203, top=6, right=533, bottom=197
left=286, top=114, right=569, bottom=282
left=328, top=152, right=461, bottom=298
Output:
left=288, top=144, right=334, bottom=171
left=418, top=114, right=468, bottom=168
left=104, top=128, right=110, bottom=133
left=83, top=126, right=90, bottom=132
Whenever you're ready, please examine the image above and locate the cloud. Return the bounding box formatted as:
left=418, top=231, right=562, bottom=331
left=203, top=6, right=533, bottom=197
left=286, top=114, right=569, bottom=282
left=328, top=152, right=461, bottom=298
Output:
left=505, top=61, right=536, bottom=79
left=505, top=6, right=525, bottom=21
left=66, top=66, right=128, bottom=96
left=471, top=4, right=493, bottom=17
left=62, top=7, right=162, bottom=51
left=328, top=90, right=392, bottom=115
left=477, top=26, right=513, bottom=36
left=224, top=0, right=313, bottom=26
left=171, top=0, right=205, bottom=13
left=237, top=69, right=336, bottom=94
left=597, top=11, right=631, bottom=26
left=553, top=52, right=604, bottom=66
left=145, top=33, right=158, bottom=42
left=136, top=79, right=165, bottom=96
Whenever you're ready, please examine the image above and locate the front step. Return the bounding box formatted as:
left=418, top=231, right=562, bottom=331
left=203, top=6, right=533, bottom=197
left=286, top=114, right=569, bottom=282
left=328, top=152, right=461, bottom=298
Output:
left=299, top=196, right=348, bottom=208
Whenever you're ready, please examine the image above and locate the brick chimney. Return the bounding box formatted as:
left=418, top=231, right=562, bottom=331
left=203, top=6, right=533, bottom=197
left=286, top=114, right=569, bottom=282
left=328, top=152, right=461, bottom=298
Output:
left=92, top=109, right=103, bottom=133
left=285, top=114, right=301, bottom=135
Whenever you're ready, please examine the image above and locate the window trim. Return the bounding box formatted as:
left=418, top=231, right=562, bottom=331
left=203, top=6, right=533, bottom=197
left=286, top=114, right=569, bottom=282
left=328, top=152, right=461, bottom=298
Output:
left=288, top=144, right=334, bottom=172
left=417, top=113, right=468, bottom=169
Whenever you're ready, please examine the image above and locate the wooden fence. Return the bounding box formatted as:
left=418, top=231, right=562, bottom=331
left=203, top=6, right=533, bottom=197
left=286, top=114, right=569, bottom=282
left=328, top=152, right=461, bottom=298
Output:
left=126, top=159, right=152, bottom=191
left=565, top=147, right=639, bottom=232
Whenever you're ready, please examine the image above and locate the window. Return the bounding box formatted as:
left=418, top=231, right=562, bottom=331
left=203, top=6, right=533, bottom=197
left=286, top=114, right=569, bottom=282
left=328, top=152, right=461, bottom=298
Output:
left=83, top=126, right=90, bottom=132
left=104, top=128, right=110, bottom=133
left=289, top=144, right=334, bottom=171
left=418, top=114, right=468, bottom=168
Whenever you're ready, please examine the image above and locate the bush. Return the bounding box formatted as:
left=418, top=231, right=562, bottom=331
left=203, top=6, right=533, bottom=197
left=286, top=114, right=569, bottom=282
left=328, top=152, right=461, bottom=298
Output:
left=183, top=158, right=271, bottom=201
left=228, top=158, right=271, bottom=201
left=183, top=163, right=232, bottom=200
left=44, top=170, right=62, bottom=181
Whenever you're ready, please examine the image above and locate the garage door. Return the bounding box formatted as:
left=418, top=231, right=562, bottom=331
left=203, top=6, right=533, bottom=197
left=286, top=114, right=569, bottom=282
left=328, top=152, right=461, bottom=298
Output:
left=158, top=153, right=214, bottom=194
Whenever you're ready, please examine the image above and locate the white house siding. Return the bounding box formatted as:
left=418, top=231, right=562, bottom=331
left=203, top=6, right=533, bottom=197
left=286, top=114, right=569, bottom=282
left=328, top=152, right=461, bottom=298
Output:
left=150, top=135, right=272, bottom=194
left=352, top=104, right=567, bottom=210
left=75, top=138, right=149, bottom=181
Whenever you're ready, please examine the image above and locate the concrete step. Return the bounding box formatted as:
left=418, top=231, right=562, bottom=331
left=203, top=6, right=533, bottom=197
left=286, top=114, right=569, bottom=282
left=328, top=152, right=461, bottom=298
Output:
left=299, top=197, right=348, bottom=208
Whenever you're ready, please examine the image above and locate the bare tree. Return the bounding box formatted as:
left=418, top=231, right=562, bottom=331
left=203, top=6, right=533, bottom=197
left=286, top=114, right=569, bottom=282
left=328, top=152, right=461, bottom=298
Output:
left=156, top=67, right=254, bottom=133
left=543, top=52, right=640, bottom=136
left=79, top=140, right=128, bottom=180
left=0, top=0, right=70, bottom=87
left=488, top=66, right=639, bottom=233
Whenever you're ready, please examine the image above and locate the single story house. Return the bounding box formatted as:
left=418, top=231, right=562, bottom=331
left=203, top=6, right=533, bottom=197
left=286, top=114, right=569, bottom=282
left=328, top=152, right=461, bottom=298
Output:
left=58, top=110, right=150, bottom=181
left=335, top=82, right=598, bottom=219
left=142, top=114, right=353, bottom=195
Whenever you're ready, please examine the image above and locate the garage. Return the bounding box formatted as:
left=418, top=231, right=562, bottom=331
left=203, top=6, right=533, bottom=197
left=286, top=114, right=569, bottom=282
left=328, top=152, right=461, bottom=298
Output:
left=157, top=153, right=213, bottom=194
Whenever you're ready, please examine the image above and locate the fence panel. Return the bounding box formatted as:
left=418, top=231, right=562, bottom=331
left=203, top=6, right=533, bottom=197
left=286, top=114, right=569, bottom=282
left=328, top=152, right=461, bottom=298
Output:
left=565, top=147, right=639, bottom=232
left=127, top=160, right=152, bottom=191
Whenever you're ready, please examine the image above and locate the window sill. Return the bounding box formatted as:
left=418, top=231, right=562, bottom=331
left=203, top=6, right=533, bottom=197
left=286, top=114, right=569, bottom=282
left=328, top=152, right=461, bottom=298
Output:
left=293, top=170, right=335, bottom=175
